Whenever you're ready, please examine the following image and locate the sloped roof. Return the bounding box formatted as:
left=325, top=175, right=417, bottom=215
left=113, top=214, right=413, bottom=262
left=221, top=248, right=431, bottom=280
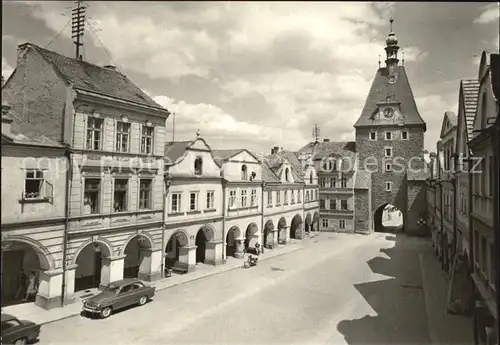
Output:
left=491, top=54, right=499, bottom=102
left=440, top=111, right=458, bottom=138
left=298, top=141, right=356, bottom=163
left=2, top=110, right=64, bottom=148
left=29, top=43, right=164, bottom=109
left=212, top=149, right=261, bottom=167
left=164, top=141, right=192, bottom=163
left=460, top=79, right=480, bottom=141
left=354, top=66, right=426, bottom=130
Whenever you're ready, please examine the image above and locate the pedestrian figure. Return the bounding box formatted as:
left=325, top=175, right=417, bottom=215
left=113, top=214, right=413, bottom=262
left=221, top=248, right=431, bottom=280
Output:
left=14, top=270, right=27, bottom=300
left=23, top=271, right=38, bottom=302
left=255, top=243, right=261, bottom=256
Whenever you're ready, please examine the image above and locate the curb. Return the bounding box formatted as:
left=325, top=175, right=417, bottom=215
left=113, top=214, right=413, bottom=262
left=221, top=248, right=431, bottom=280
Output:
left=40, top=245, right=304, bottom=326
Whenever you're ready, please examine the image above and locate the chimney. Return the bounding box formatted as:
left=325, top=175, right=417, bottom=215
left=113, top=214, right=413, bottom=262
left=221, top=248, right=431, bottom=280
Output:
left=2, top=103, right=13, bottom=136
left=323, top=138, right=330, bottom=142
left=271, top=146, right=279, bottom=155
left=103, top=65, right=118, bottom=72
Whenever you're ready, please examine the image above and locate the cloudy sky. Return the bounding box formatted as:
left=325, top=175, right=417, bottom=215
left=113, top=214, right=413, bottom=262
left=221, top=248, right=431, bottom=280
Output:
left=2, top=2, right=499, bottom=154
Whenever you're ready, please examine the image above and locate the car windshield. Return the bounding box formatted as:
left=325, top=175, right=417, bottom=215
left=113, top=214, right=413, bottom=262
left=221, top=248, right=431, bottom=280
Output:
left=103, top=285, right=120, bottom=293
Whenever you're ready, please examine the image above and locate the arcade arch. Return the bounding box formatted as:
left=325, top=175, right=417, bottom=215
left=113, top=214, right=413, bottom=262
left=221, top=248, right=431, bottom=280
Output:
left=195, top=225, right=215, bottom=263
left=290, top=214, right=303, bottom=239
left=226, top=226, right=241, bottom=258
left=263, top=220, right=274, bottom=249
left=123, top=234, right=153, bottom=279
left=165, top=230, right=189, bottom=270
left=245, top=223, right=259, bottom=248
left=277, top=217, right=287, bottom=244
left=74, top=240, right=113, bottom=292
left=1, top=238, right=53, bottom=306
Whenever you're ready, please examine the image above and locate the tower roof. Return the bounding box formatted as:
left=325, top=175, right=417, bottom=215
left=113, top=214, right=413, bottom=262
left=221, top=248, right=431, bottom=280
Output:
left=354, top=66, right=426, bottom=129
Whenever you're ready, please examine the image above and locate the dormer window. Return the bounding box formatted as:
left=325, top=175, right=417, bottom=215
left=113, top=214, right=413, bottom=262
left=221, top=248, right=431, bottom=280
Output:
left=369, top=132, right=377, bottom=141
left=285, top=168, right=290, bottom=182
left=309, top=173, right=313, bottom=184
left=194, top=157, right=203, bottom=175
left=241, top=165, right=248, bottom=180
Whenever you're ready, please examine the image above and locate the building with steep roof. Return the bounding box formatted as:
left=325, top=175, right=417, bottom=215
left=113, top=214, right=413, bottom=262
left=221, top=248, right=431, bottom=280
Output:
left=353, top=18, right=428, bottom=235
left=468, top=51, right=499, bottom=344
left=1, top=103, right=68, bottom=310
left=163, top=135, right=224, bottom=273
left=2, top=43, right=170, bottom=309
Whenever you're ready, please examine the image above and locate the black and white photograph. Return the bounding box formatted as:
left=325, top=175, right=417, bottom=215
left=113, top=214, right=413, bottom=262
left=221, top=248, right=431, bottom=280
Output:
left=1, top=1, right=499, bottom=344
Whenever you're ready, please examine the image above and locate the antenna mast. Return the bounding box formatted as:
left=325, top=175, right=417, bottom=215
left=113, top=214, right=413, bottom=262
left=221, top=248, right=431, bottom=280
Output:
left=312, top=124, right=320, bottom=143
left=172, top=112, right=176, bottom=142
left=71, top=0, right=86, bottom=60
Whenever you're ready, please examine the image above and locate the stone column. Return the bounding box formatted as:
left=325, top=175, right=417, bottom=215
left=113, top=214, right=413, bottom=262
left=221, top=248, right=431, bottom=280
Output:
left=177, top=246, right=196, bottom=272
left=234, top=239, right=245, bottom=259
left=63, top=264, right=78, bottom=305
left=138, top=248, right=162, bottom=282
left=205, top=240, right=225, bottom=266
left=35, top=268, right=63, bottom=310
left=99, top=255, right=125, bottom=289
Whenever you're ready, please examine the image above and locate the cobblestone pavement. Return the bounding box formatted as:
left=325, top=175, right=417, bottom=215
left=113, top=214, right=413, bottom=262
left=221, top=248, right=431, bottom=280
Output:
left=38, top=232, right=469, bottom=345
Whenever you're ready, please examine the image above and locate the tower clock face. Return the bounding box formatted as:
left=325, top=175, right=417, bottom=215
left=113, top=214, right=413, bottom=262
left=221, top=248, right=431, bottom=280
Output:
left=383, top=107, right=394, bottom=118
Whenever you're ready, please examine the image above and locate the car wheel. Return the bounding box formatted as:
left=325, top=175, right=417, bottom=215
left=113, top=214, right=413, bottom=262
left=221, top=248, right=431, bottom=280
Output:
left=138, top=296, right=148, bottom=306
left=14, top=338, right=27, bottom=345
left=100, top=306, right=112, bottom=319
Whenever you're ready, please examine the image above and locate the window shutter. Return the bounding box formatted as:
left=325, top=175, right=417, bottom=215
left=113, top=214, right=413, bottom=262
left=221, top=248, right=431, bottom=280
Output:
left=44, top=180, right=54, bottom=204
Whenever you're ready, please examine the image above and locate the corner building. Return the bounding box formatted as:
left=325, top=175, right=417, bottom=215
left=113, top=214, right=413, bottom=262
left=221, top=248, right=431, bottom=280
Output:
left=353, top=19, right=428, bottom=234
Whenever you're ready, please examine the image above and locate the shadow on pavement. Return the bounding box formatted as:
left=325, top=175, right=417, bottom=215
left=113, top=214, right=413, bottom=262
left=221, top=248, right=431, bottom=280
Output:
left=337, top=233, right=431, bottom=345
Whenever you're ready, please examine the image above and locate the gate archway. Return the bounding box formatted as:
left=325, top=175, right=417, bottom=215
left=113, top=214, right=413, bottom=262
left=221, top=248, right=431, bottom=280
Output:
left=290, top=214, right=303, bottom=239
left=196, top=226, right=214, bottom=263
left=123, top=235, right=153, bottom=279
left=74, top=241, right=112, bottom=292
left=226, top=226, right=241, bottom=258
left=373, top=203, right=404, bottom=233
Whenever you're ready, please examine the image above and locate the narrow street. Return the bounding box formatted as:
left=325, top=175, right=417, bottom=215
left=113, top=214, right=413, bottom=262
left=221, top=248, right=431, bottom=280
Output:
left=40, top=232, right=436, bottom=345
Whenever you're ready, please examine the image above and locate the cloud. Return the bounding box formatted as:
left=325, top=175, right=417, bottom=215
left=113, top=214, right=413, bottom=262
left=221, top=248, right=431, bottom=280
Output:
left=473, top=3, right=499, bottom=24
left=2, top=56, right=14, bottom=79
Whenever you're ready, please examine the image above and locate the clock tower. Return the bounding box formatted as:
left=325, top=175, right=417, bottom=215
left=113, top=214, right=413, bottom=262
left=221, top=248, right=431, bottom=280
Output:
left=353, top=18, right=428, bottom=235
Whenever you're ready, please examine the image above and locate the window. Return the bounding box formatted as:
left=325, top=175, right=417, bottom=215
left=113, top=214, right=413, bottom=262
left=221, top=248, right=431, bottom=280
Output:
left=250, top=189, right=257, bottom=206
left=297, top=190, right=301, bottom=203
left=385, top=147, right=393, bottom=157
left=328, top=158, right=337, bottom=171
left=116, top=121, right=131, bottom=152
left=385, top=163, right=392, bottom=172
left=320, top=199, right=325, bottom=209
left=341, top=200, right=348, bottom=210
left=113, top=179, right=128, bottom=212
left=84, top=178, right=101, bottom=214
left=322, top=219, right=328, bottom=228
left=139, top=179, right=152, bottom=210
left=206, top=191, right=215, bottom=209
left=369, top=132, right=377, bottom=140
left=189, top=192, right=199, bottom=211
left=241, top=165, right=248, bottom=180
left=171, top=192, right=182, bottom=213
left=229, top=190, right=237, bottom=208
left=285, top=168, right=290, bottom=182
left=119, top=285, right=132, bottom=294
left=241, top=189, right=247, bottom=207
left=267, top=191, right=273, bottom=206
left=385, top=131, right=392, bottom=140
left=284, top=190, right=288, bottom=204
left=339, top=220, right=346, bottom=229
left=401, top=131, right=408, bottom=140
left=305, top=191, right=309, bottom=202
left=86, top=117, right=103, bottom=150
left=2, top=319, right=21, bottom=330
left=24, top=170, right=44, bottom=199
left=194, top=157, right=203, bottom=176
left=331, top=199, right=337, bottom=210
left=385, top=181, right=392, bottom=192
left=141, top=126, right=154, bottom=154
left=341, top=176, right=347, bottom=188
left=319, top=177, right=326, bottom=188
left=276, top=190, right=281, bottom=204
left=291, top=190, right=295, bottom=204
left=309, top=173, right=313, bottom=184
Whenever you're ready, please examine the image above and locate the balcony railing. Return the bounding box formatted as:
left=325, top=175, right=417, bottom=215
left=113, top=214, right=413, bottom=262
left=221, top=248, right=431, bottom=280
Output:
left=320, top=187, right=352, bottom=193
left=321, top=209, right=353, bottom=215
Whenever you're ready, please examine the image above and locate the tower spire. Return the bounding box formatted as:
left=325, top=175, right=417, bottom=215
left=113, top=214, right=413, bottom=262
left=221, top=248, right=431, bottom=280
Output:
left=384, top=16, right=400, bottom=74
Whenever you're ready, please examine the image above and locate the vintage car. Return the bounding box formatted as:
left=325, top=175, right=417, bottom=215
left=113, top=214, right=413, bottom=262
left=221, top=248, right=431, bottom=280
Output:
left=81, top=278, right=156, bottom=318
left=1, top=313, right=41, bottom=345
